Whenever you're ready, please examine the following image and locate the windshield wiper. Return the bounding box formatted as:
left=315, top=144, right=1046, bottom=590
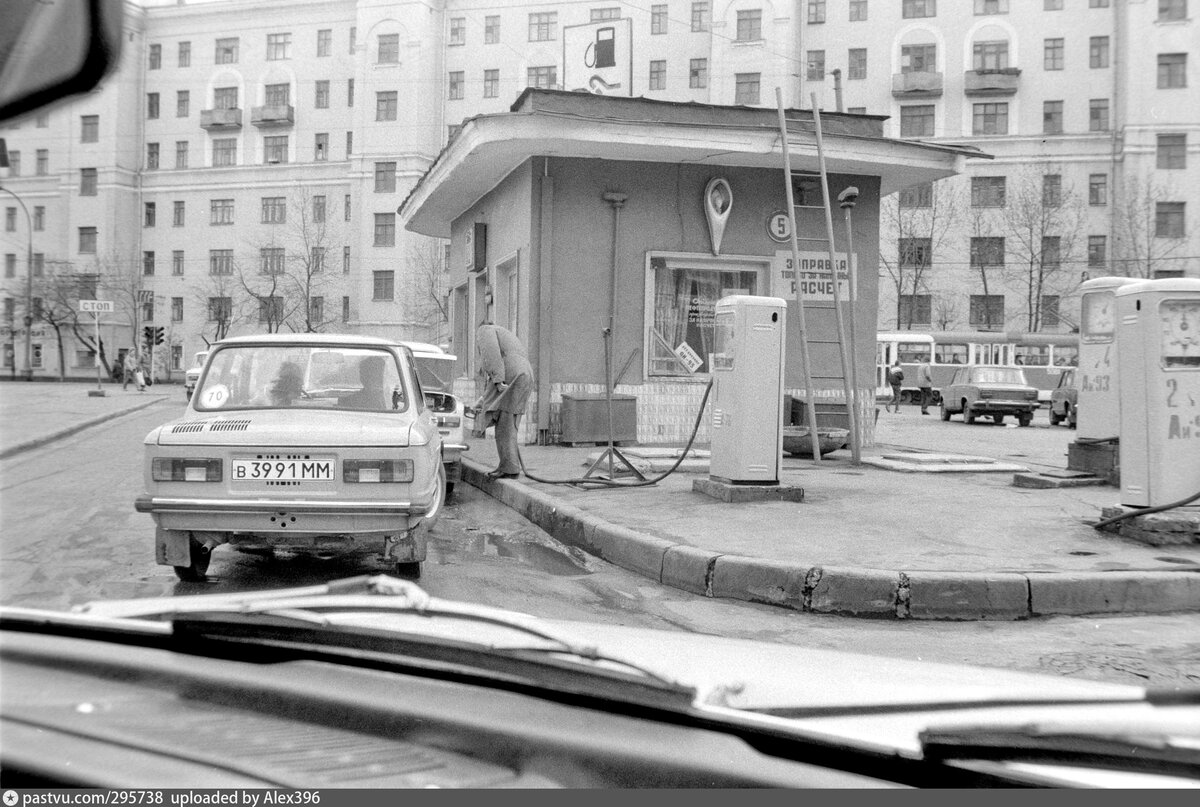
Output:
left=919, top=723, right=1200, bottom=780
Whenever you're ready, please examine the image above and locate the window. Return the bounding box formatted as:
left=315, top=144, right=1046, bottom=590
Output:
left=448, top=71, right=464, bottom=100
left=208, top=296, right=232, bottom=322
left=376, top=91, right=397, bottom=121
left=176, top=90, right=189, bottom=117
left=141, top=300, right=152, bottom=323
left=1156, top=202, right=1186, bottom=237
left=900, top=182, right=932, bottom=208
left=310, top=296, right=324, bottom=324
left=1043, top=174, right=1062, bottom=207
left=313, top=195, right=326, bottom=223
left=973, top=41, right=1009, bottom=70
left=734, top=73, right=760, bottom=105
left=211, top=199, right=234, bottom=225
left=178, top=41, right=190, bottom=67
left=1090, top=0, right=1109, bottom=7
left=484, top=69, right=499, bottom=98
left=149, top=44, right=161, bottom=70
left=848, top=49, right=867, bottom=80
left=266, top=32, right=291, bottom=60
left=692, top=2, right=711, bottom=32
left=317, top=28, right=331, bottom=57
left=347, top=79, right=354, bottom=107
left=81, top=115, right=98, bottom=142
left=213, top=87, right=237, bottom=109
left=903, top=0, right=936, bottom=19
left=1042, top=237, right=1062, bottom=272
left=1158, top=54, right=1187, bottom=88
left=315, top=80, right=329, bottom=108
left=485, top=16, right=500, bottom=43
left=212, top=138, right=236, bottom=166
left=1090, top=37, right=1110, bottom=68
left=1159, top=0, right=1187, bottom=22
left=345, top=194, right=351, bottom=221
left=975, top=0, right=1008, bottom=13
left=806, top=51, right=825, bottom=80
left=378, top=34, right=399, bottom=63
left=899, top=238, right=932, bottom=273
left=737, top=10, right=762, bottom=41
left=215, top=37, right=238, bottom=64
left=1089, top=173, right=1107, bottom=206
left=969, top=295, right=1005, bottom=329
left=261, top=197, right=286, bottom=224
left=527, top=66, right=557, bottom=89
left=349, top=27, right=356, bottom=53
left=1043, top=101, right=1063, bottom=134
left=143, top=251, right=155, bottom=275
left=209, top=250, right=233, bottom=275
left=450, top=18, right=465, bottom=45
left=33, top=206, right=44, bottom=230
left=263, top=136, right=288, bottom=164
left=1089, top=99, right=1109, bottom=131
left=5, top=151, right=17, bottom=176
left=649, top=61, right=666, bottom=90
left=315, top=133, right=328, bottom=161
left=310, top=248, right=325, bottom=274
left=652, top=5, right=668, bottom=34
left=809, top=0, right=827, bottom=23
left=1088, top=235, right=1107, bottom=268
left=972, top=102, right=1008, bottom=135
left=343, top=245, right=351, bottom=273
left=173, top=200, right=185, bottom=226
left=1044, top=39, right=1063, bottom=71
left=146, top=142, right=159, bottom=170
left=528, top=12, right=556, bottom=41
left=260, top=247, right=286, bottom=275
left=592, top=7, right=620, bottom=21
left=970, top=237, right=1005, bottom=273
left=171, top=297, right=183, bottom=323
left=375, top=162, right=397, bottom=193
left=374, top=213, right=396, bottom=247
left=342, top=296, right=350, bottom=321
left=4, top=209, right=13, bottom=232
left=264, top=84, right=289, bottom=107
left=1157, top=134, right=1187, bottom=169
left=850, top=0, right=868, bottom=21
left=689, top=59, right=708, bottom=88
left=1045, top=0, right=1063, bottom=8
left=32, top=254, right=43, bottom=278
left=901, top=44, right=936, bottom=73
left=144, top=203, right=156, bottom=228
left=900, top=105, right=934, bottom=137
left=79, top=168, right=97, bottom=196
left=346, top=131, right=353, bottom=156
left=373, top=271, right=395, bottom=300
left=899, top=295, right=932, bottom=327
left=175, top=140, right=188, bottom=169
left=147, top=93, right=159, bottom=119
left=258, top=296, right=283, bottom=324
left=4, top=256, right=13, bottom=276
left=172, top=251, right=184, bottom=276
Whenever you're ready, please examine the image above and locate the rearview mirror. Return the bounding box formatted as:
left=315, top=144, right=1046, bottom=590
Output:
left=0, top=0, right=125, bottom=123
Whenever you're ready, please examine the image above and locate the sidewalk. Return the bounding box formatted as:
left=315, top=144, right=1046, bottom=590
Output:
left=2, top=380, right=1197, bottom=620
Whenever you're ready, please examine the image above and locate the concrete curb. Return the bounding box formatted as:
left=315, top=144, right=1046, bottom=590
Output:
left=462, top=458, right=1200, bottom=621
left=0, top=396, right=168, bottom=460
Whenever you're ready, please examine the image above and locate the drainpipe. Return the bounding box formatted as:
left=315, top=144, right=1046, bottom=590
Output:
left=831, top=69, right=844, bottom=113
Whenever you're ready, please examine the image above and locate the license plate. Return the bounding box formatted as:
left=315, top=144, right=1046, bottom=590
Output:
left=232, top=459, right=334, bottom=481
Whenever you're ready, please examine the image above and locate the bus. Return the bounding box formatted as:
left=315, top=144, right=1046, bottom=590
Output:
left=876, top=331, right=1079, bottom=405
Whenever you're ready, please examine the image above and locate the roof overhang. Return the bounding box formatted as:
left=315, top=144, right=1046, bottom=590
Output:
left=400, top=91, right=989, bottom=239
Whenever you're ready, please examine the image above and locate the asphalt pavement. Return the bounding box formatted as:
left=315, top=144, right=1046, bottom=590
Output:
left=3, top=378, right=1198, bottom=620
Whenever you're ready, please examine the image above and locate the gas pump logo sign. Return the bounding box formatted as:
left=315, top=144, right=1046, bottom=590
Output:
left=563, top=19, right=632, bottom=95
left=773, top=251, right=856, bottom=302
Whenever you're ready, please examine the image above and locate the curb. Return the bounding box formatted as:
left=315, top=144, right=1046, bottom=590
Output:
left=0, top=396, right=167, bottom=460
left=462, top=458, right=1200, bottom=621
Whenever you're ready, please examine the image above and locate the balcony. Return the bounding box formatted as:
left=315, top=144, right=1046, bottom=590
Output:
left=199, top=108, right=242, bottom=130
left=963, top=68, right=1021, bottom=96
left=891, top=71, right=944, bottom=98
left=251, top=105, right=295, bottom=128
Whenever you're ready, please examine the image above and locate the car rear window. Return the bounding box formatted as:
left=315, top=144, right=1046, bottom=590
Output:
left=194, top=345, right=409, bottom=412
left=971, top=367, right=1028, bottom=385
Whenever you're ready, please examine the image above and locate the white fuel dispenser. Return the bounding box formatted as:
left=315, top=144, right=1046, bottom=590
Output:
left=708, top=296, right=786, bottom=485
left=1077, top=276, right=1138, bottom=441
left=1115, top=278, right=1200, bottom=507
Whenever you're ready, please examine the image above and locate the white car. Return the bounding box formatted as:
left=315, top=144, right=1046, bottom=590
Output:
left=135, top=334, right=445, bottom=581
left=403, top=341, right=468, bottom=501
left=183, top=350, right=208, bottom=399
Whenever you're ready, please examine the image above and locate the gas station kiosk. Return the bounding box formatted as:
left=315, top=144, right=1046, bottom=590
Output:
left=1114, top=278, right=1200, bottom=508
left=708, top=296, right=787, bottom=485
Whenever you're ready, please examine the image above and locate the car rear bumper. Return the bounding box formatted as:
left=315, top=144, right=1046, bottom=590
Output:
left=135, top=494, right=430, bottom=515
left=968, top=401, right=1038, bottom=414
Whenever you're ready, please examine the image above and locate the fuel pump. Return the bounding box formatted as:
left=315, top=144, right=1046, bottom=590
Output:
left=1115, top=278, right=1200, bottom=508
left=708, top=296, right=786, bottom=485
left=1077, top=276, right=1138, bottom=441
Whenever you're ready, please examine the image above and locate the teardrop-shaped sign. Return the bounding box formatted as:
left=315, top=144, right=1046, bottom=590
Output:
left=704, top=177, right=732, bottom=256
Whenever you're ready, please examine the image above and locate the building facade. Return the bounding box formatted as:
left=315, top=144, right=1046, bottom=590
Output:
left=1, top=0, right=1195, bottom=382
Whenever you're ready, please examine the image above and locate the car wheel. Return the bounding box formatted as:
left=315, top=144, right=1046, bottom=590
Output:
left=423, top=462, right=447, bottom=526
left=1018, top=414, right=1033, bottom=427
left=939, top=402, right=950, bottom=421
left=1049, top=406, right=1062, bottom=426
left=992, top=415, right=1004, bottom=425
left=173, top=537, right=211, bottom=582
left=445, top=481, right=455, bottom=503
left=963, top=401, right=975, bottom=425
left=396, top=561, right=421, bottom=579
left=1067, top=404, right=1076, bottom=429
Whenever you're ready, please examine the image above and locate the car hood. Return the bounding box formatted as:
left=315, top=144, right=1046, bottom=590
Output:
left=151, top=410, right=421, bottom=447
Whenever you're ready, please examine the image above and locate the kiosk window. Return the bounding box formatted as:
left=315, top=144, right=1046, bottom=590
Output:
left=648, top=258, right=760, bottom=376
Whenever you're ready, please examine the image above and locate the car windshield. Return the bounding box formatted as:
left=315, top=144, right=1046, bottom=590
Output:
left=194, top=345, right=409, bottom=412
left=971, top=367, right=1028, bottom=385
left=411, top=354, right=456, bottom=393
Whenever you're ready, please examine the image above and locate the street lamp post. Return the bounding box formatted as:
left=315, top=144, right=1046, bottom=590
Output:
left=0, top=186, right=34, bottom=381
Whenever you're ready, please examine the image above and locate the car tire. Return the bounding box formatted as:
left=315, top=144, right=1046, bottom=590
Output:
left=992, top=415, right=1004, bottom=425
left=396, top=561, right=421, bottom=579
left=1018, top=414, right=1033, bottom=427
left=1067, top=405, right=1076, bottom=429
left=173, top=537, right=211, bottom=582
left=964, top=402, right=975, bottom=425
left=445, top=481, right=455, bottom=503
left=939, top=402, right=950, bottom=421
left=1049, top=407, right=1062, bottom=426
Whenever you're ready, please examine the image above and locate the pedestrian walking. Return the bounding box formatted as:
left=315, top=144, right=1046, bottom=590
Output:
left=121, top=350, right=137, bottom=391
left=917, top=361, right=934, bottom=415
left=135, top=355, right=147, bottom=392
left=885, top=361, right=904, bottom=413
left=472, top=306, right=534, bottom=480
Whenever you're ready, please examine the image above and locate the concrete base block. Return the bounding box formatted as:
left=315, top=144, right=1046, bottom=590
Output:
left=87, top=389, right=107, bottom=397
left=1030, top=571, right=1200, bottom=615
left=662, top=544, right=721, bottom=596
left=710, top=555, right=807, bottom=609
left=808, top=566, right=900, bottom=617
left=692, top=477, right=805, bottom=503
left=902, top=571, right=1030, bottom=620
left=1012, top=471, right=1109, bottom=489
left=1067, top=441, right=1119, bottom=484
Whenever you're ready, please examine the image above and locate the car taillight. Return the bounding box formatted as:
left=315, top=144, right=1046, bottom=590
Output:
left=343, top=459, right=414, bottom=483
left=152, top=458, right=222, bottom=482
left=435, top=415, right=461, bottom=427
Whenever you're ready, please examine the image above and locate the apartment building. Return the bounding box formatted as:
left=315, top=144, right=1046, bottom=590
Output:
left=1, top=0, right=1194, bottom=380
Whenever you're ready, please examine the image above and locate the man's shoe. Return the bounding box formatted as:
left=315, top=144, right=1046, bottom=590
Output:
left=921, top=410, right=929, bottom=415
left=486, top=469, right=519, bottom=480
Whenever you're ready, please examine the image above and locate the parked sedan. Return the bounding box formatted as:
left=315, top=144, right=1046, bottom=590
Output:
left=403, top=341, right=468, bottom=501
left=1049, top=368, right=1078, bottom=428
left=135, top=334, right=446, bottom=581
left=939, top=366, right=1040, bottom=427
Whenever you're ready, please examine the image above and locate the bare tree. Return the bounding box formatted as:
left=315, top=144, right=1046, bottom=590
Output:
left=878, top=180, right=961, bottom=330
left=403, top=237, right=451, bottom=344
left=191, top=271, right=244, bottom=346
left=932, top=297, right=961, bottom=331
left=237, top=253, right=294, bottom=334
left=32, top=261, right=93, bottom=381
left=1112, top=174, right=1188, bottom=279
left=966, top=202, right=1004, bottom=331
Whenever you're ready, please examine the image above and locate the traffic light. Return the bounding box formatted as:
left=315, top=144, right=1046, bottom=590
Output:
left=154, top=326, right=165, bottom=346
left=143, top=325, right=154, bottom=348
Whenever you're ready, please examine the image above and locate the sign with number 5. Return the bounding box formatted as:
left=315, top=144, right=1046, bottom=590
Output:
left=767, top=211, right=792, bottom=243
